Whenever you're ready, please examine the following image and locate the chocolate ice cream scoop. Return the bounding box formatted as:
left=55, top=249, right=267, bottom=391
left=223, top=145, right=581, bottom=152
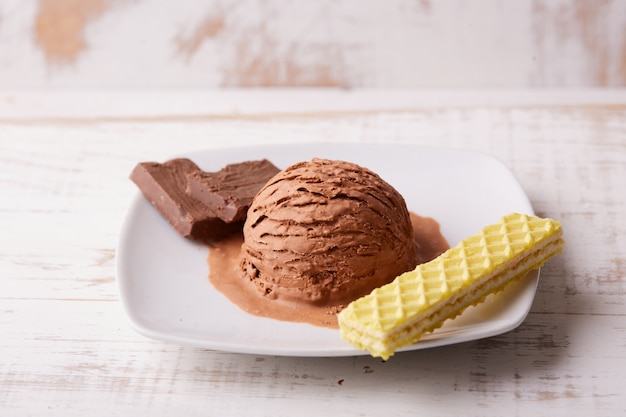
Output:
left=240, top=158, right=418, bottom=307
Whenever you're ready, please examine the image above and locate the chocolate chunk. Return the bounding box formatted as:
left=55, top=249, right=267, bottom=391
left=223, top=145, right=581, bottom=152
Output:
left=186, top=159, right=280, bottom=223
left=130, top=158, right=243, bottom=240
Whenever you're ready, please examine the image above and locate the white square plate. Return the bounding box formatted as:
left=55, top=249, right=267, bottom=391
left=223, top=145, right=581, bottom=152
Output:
left=116, top=143, right=538, bottom=357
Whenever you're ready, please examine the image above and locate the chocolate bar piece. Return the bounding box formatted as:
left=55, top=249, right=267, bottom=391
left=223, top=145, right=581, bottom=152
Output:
left=130, top=158, right=243, bottom=240
left=186, top=159, right=280, bottom=223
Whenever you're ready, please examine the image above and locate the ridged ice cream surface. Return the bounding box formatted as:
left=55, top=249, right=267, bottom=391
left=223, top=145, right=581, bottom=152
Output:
left=239, top=158, right=418, bottom=307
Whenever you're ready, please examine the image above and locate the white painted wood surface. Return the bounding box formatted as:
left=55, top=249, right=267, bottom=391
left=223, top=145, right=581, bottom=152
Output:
left=1, top=90, right=625, bottom=416
left=1, top=0, right=625, bottom=89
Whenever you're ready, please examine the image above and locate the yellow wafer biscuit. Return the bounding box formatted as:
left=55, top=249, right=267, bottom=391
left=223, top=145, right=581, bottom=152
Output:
left=337, top=213, right=564, bottom=359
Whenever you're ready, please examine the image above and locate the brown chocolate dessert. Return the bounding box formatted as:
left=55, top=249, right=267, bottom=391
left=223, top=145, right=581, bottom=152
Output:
left=130, top=158, right=278, bottom=240
left=209, top=212, right=448, bottom=328
left=239, top=158, right=420, bottom=307
left=186, top=159, right=280, bottom=223
left=130, top=156, right=449, bottom=328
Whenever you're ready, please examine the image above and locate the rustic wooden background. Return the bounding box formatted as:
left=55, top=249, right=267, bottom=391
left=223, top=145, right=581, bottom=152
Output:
left=0, top=0, right=624, bottom=89
left=1, top=90, right=625, bottom=415
left=1, top=1, right=626, bottom=415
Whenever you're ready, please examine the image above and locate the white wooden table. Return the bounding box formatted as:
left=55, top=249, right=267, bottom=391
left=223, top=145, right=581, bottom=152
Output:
left=1, top=90, right=625, bottom=416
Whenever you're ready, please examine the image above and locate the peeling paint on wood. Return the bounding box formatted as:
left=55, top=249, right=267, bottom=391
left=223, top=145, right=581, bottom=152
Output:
left=0, top=0, right=623, bottom=88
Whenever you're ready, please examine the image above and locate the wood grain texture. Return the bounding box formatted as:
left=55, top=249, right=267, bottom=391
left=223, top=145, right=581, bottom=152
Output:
left=1, top=92, right=625, bottom=416
left=0, top=0, right=625, bottom=88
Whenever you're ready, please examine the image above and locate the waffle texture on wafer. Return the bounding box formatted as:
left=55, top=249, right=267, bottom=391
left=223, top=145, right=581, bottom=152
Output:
left=337, top=213, right=564, bottom=359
